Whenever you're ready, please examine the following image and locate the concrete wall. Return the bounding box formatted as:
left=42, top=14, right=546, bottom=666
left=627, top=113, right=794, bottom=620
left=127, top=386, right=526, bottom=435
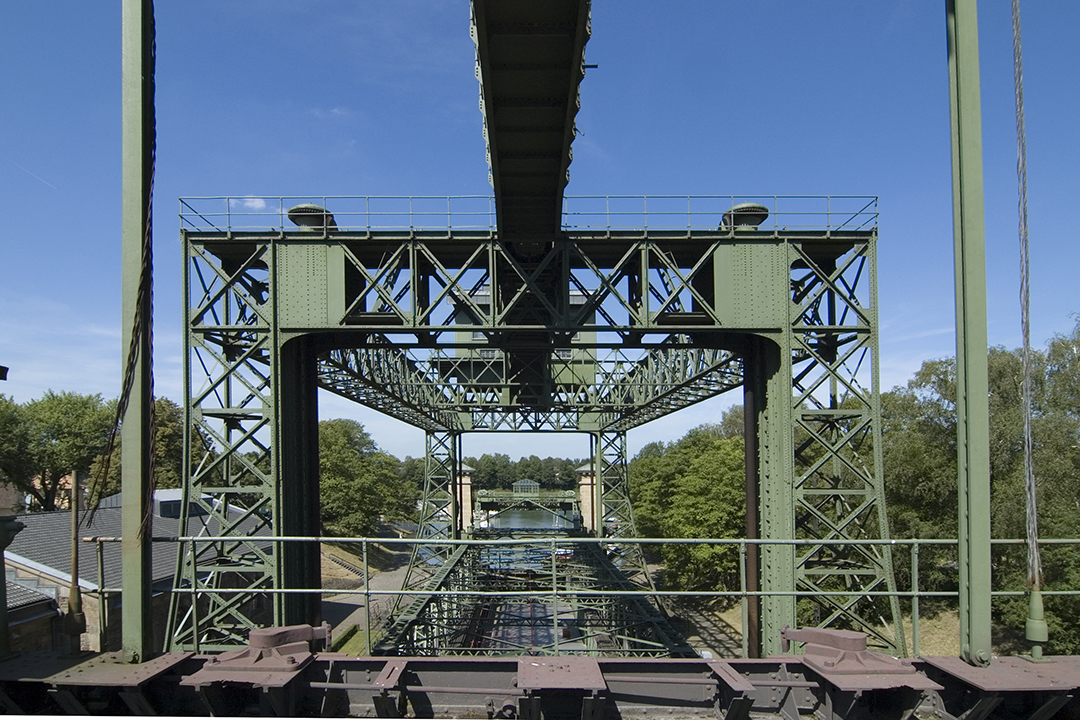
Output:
left=577, top=471, right=595, bottom=533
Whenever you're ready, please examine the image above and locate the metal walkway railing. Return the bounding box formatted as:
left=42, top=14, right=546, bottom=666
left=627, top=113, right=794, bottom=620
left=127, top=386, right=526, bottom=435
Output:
left=84, top=534, right=1080, bottom=657
left=178, top=195, right=878, bottom=234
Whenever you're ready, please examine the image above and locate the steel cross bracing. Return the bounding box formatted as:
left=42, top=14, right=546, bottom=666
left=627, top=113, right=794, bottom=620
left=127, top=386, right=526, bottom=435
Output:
left=395, top=431, right=461, bottom=600
left=169, top=239, right=279, bottom=651
left=174, top=208, right=902, bottom=656
left=788, top=240, right=904, bottom=654
left=317, top=342, right=743, bottom=433
left=374, top=538, right=693, bottom=658
left=590, top=432, right=650, bottom=591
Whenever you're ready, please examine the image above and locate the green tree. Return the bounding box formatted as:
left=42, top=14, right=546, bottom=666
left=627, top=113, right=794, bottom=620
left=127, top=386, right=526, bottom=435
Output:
left=718, top=404, right=745, bottom=439
left=24, top=392, right=114, bottom=510
left=882, top=334, right=1080, bottom=653
left=467, top=453, right=520, bottom=490
left=0, top=391, right=114, bottom=511
left=319, top=419, right=416, bottom=537
left=0, top=395, right=32, bottom=504
left=656, top=437, right=745, bottom=593
left=86, top=397, right=187, bottom=505
left=400, top=456, right=425, bottom=492
left=629, top=424, right=746, bottom=600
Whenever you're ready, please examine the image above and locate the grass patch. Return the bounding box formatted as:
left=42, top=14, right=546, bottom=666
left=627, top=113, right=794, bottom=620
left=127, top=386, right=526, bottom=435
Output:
left=325, top=541, right=409, bottom=573
left=335, top=626, right=378, bottom=656
left=330, top=623, right=360, bottom=652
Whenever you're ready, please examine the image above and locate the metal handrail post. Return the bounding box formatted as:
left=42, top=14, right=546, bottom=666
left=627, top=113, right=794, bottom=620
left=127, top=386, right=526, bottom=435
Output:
left=190, top=540, right=200, bottom=655
left=911, top=542, right=921, bottom=657
left=739, top=543, right=748, bottom=659
left=97, top=539, right=106, bottom=652
left=551, top=537, right=559, bottom=655
left=363, top=540, right=371, bottom=656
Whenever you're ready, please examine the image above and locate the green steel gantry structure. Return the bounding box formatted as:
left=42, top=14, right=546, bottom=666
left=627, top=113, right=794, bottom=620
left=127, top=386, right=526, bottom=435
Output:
left=166, top=0, right=903, bottom=659
left=137, top=0, right=996, bottom=663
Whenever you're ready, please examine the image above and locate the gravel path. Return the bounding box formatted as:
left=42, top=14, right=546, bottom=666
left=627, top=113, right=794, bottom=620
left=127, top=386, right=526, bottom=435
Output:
left=322, top=548, right=413, bottom=639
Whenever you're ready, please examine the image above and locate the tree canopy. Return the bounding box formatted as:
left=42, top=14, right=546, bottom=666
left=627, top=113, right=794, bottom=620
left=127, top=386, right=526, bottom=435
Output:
left=464, top=453, right=581, bottom=491
left=319, top=419, right=418, bottom=537
left=629, top=420, right=745, bottom=598
left=882, top=326, right=1080, bottom=653
left=0, top=391, right=114, bottom=510
left=86, top=396, right=188, bottom=506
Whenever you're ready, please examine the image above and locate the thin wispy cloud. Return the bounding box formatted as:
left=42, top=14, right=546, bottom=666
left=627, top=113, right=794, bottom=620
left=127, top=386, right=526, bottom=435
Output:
left=309, top=107, right=355, bottom=120
left=881, top=325, right=954, bottom=344
left=229, top=197, right=269, bottom=210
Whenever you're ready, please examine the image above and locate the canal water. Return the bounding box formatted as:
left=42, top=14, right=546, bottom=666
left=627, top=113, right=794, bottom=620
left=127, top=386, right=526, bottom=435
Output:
left=489, top=507, right=569, bottom=530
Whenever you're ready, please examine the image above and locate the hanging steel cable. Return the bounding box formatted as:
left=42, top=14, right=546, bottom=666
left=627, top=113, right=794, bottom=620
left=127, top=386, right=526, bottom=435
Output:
left=1011, top=0, right=1041, bottom=592
left=86, top=2, right=158, bottom=540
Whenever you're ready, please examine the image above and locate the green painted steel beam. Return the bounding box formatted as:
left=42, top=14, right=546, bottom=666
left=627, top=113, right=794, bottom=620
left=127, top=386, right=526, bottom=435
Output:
left=121, top=0, right=155, bottom=663
left=175, top=217, right=902, bottom=653
left=473, top=0, right=589, bottom=241
left=316, top=343, right=743, bottom=433
left=946, top=0, right=992, bottom=667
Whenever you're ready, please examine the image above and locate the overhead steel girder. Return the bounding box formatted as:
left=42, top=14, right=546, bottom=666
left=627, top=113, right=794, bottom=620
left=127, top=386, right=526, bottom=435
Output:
left=316, top=342, right=743, bottom=433
left=473, top=0, right=589, bottom=240
left=186, top=229, right=870, bottom=335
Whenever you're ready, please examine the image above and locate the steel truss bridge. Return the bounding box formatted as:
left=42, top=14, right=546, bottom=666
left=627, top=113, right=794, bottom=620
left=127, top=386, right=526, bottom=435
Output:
left=5, top=0, right=1077, bottom=718
left=168, top=0, right=901, bottom=661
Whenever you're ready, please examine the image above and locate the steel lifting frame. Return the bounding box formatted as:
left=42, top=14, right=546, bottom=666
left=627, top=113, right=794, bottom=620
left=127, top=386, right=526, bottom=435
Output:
left=171, top=217, right=903, bottom=657
left=169, top=239, right=282, bottom=651
left=376, top=538, right=692, bottom=657
left=112, top=0, right=983, bottom=668
left=786, top=237, right=904, bottom=655
left=591, top=432, right=652, bottom=592
left=393, top=431, right=461, bottom=606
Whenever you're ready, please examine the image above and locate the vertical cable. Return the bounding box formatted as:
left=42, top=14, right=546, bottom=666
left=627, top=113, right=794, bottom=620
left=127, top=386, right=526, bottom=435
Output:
left=1011, top=0, right=1040, bottom=590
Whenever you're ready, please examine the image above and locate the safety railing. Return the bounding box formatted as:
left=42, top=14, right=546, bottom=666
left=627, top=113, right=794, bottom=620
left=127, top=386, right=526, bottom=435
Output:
left=178, top=195, right=878, bottom=234
left=179, top=195, right=497, bottom=233
left=82, top=535, right=1077, bottom=657
left=561, top=195, right=878, bottom=232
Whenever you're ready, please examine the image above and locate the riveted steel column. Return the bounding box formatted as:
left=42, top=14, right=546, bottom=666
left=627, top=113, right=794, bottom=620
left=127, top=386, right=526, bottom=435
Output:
left=742, top=338, right=764, bottom=658
left=121, top=0, right=155, bottom=663
left=946, top=0, right=992, bottom=667
left=758, top=337, right=795, bottom=655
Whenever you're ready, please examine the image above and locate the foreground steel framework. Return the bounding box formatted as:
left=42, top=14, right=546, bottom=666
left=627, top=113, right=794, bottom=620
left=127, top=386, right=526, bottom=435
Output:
left=6, top=639, right=1080, bottom=718
left=169, top=193, right=902, bottom=656
left=132, top=0, right=913, bottom=661
left=26, top=0, right=1063, bottom=715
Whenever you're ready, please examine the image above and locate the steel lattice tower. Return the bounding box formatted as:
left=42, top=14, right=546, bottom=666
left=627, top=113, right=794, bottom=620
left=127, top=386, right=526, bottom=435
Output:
left=168, top=0, right=904, bottom=657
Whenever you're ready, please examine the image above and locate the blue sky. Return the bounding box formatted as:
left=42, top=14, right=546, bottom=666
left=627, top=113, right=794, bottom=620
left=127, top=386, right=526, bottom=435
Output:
left=2, top=2, right=1078, bottom=462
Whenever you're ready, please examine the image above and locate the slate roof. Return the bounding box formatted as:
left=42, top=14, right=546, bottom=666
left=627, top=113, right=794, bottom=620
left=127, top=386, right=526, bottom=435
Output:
left=6, top=580, right=55, bottom=610
left=9, top=499, right=273, bottom=592
left=8, top=508, right=180, bottom=590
